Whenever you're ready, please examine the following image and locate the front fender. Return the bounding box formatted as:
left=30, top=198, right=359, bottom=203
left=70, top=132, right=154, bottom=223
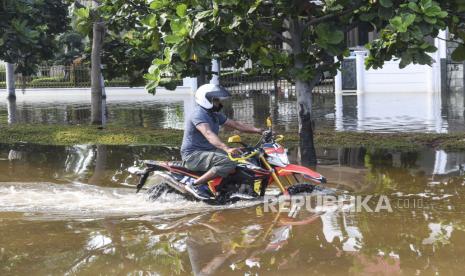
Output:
left=275, top=164, right=327, bottom=184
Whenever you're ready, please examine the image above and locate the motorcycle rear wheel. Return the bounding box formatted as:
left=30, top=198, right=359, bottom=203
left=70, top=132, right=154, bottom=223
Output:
left=147, top=182, right=176, bottom=200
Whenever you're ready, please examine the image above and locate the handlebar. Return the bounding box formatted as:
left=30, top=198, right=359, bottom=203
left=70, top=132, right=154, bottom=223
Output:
left=228, top=150, right=259, bottom=162
left=226, top=129, right=283, bottom=162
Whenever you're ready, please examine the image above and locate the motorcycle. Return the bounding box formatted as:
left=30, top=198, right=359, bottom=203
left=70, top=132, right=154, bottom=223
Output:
left=133, top=118, right=326, bottom=205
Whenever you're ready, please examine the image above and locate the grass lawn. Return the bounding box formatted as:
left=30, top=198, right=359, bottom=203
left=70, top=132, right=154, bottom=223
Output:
left=1, top=124, right=465, bottom=151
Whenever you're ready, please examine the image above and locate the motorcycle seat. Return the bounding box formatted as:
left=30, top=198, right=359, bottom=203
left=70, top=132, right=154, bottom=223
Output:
left=144, top=160, right=206, bottom=176
left=168, top=161, right=206, bottom=176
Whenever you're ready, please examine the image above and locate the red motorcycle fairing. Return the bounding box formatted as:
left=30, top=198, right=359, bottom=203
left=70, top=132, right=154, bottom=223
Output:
left=275, top=164, right=326, bottom=184
left=207, top=177, right=223, bottom=193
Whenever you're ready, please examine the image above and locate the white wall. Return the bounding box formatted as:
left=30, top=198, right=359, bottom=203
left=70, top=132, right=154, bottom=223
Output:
left=364, top=61, right=435, bottom=93
left=335, top=30, right=447, bottom=94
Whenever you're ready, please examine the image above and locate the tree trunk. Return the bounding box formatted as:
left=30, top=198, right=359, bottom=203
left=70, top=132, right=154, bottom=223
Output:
left=6, top=63, right=15, bottom=99
left=91, top=20, right=105, bottom=125
left=295, top=79, right=319, bottom=166
left=289, top=19, right=322, bottom=166
left=7, top=97, right=17, bottom=124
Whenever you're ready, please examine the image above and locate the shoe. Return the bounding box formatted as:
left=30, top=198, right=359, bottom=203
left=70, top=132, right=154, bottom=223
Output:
left=185, top=183, right=213, bottom=200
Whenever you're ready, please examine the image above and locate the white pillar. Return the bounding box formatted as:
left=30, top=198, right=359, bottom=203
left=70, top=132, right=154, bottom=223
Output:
left=182, top=77, right=198, bottom=92
left=6, top=63, right=15, bottom=98
left=334, top=57, right=342, bottom=94
left=426, top=90, right=443, bottom=133
left=335, top=69, right=342, bottom=95
left=432, top=29, right=448, bottom=94
left=438, top=29, right=447, bottom=60
left=426, top=64, right=434, bottom=94
left=354, top=51, right=366, bottom=95
left=335, top=92, right=343, bottom=131
left=210, top=59, right=220, bottom=85
left=356, top=93, right=365, bottom=131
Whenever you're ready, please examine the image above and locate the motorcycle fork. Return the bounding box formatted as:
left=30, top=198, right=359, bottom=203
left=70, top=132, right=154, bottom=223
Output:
left=260, top=156, right=286, bottom=193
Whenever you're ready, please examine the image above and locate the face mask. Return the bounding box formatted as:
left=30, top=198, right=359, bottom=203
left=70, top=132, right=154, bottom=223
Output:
left=210, top=103, right=223, bottom=112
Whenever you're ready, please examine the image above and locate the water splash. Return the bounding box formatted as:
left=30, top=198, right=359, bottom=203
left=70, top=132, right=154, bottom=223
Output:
left=0, top=182, right=261, bottom=220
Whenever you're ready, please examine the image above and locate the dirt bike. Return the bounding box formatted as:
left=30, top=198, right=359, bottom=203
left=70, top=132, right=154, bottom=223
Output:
left=133, top=118, right=326, bottom=205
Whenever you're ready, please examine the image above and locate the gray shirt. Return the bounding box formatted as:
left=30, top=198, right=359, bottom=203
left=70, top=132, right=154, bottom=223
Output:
left=180, top=105, right=227, bottom=159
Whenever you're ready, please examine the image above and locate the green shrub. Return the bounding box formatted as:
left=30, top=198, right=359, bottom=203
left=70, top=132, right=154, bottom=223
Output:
left=37, top=82, right=73, bottom=88
left=29, top=77, right=65, bottom=84
left=105, top=79, right=130, bottom=87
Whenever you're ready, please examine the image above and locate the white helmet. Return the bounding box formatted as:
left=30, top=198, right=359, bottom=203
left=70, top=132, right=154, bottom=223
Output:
left=195, top=84, right=231, bottom=109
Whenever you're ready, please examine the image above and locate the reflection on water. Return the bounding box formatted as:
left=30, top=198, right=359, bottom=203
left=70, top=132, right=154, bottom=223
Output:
left=2, top=143, right=465, bottom=274
left=4, top=88, right=465, bottom=132
left=336, top=93, right=448, bottom=133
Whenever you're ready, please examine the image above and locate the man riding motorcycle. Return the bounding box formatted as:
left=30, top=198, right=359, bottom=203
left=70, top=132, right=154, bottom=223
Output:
left=181, top=84, right=263, bottom=200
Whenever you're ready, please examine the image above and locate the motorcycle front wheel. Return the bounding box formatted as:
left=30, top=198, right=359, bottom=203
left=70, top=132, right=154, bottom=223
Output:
left=284, top=183, right=335, bottom=196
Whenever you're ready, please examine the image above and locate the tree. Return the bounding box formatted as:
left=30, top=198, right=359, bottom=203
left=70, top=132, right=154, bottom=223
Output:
left=74, top=0, right=162, bottom=124
left=0, top=0, right=69, bottom=96
left=73, top=1, right=106, bottom=125
left=139, top=0, right=460, bottom=165
left=74, top=0, right=160, bottom=87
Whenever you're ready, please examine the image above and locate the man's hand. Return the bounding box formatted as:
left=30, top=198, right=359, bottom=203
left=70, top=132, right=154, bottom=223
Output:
left=225, top=147, right=242, bottom=157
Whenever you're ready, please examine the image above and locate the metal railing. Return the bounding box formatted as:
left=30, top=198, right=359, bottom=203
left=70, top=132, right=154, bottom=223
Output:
left=0, top=65, right=131, bottom=89
left=0, top=64, right=334, bottom=92
left=219, top=70, right=334, bottom=95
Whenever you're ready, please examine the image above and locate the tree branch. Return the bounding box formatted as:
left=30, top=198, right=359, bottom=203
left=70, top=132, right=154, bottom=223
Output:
left=437, top=36, right=462, bottom=44
left=304, top=5, right=362, bottom=29
left=257, top=22, right=293, bottom=46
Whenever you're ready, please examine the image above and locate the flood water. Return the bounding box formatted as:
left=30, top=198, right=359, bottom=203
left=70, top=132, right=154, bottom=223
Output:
left=2, top=88, right=465, bottom=132
left=2, top=143, right=465, bottom=275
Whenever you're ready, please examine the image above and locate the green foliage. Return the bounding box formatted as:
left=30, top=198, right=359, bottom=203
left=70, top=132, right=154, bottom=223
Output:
left=142, top=0, right=348, bottom=91
left=316, top=23, right=345, bottom=47
left=0, top=0, right=69, bottom=75
left=73, top=0, right=159, bottom=87
left=366, top=0, right=450, bottom=69
left=74, top=7, right=92, bottom=34
left=94, top=0, right=465, bottom=93
left=52, top=30, right=87, bottom=65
